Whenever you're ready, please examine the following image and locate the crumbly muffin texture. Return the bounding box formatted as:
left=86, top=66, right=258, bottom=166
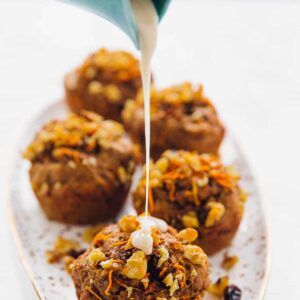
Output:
left=133, top=150, right=245, bottom=254
left=122, top=82, right=225, bottom=159
left=64, top=48, right=142, bottom=121
left=71, top=216, right=210, bottom=300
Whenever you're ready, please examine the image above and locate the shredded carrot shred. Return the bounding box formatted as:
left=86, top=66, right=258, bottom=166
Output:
left=159, top=267, right=168, bottom=277
left=111, top=240, right=127, bottom=248
left=85, top=286, right=102, bottom=300
left=92, top=233, right=112, bottom=244
left=104, top=270, right=113, bottom=296
left=173, top=263, right=186, bottom=288
left=53, top=147, right=82, bottom=163
left=180, top=272, right=186, bottom=288
left=169, top=182, right=175, bottom=200
left=173, top=263, right=185, bottom=272
left=161, top=171, right=185, bottom=180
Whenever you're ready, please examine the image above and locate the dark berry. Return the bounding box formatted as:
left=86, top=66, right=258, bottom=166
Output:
left=66, top=248, right=86, bottom=259
left=224, top=285, right=242, bottom=300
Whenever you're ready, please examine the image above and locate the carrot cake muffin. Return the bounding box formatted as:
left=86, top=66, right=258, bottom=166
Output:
left=65, top=48, right=143, bottom=122
left=122, top=82, right=225, bottom=159
left=71, top=215, right=210, bottom=299
left=133, top=150, right=245, bottom=254
left=23, top=111, right=137, bottom=224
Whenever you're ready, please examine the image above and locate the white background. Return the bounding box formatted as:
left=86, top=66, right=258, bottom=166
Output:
left=0, top=0, right=299, bottom=299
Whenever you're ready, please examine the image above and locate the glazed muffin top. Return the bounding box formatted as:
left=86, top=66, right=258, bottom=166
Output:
left=71, top=215, right=209, bottom=299
left=23, top=111, right=133, bottom=163
left=122, top=82, right=217, bottom=121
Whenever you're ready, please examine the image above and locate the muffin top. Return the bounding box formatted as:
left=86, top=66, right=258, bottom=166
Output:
left=134, top=151, right=242, bottom=223
left=65, top=48, right=141, bottom=90
left=123, top=82, right=217, bottom=122
left=23, top=111, right=133, bottom=163
left=79, top=48, right=140, bottom=82
left=71, top=215, right=209, bottom=299
left=141, top=150, right=239, bottom=193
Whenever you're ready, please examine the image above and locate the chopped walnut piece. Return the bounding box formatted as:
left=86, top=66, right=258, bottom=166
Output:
left=177, top=228, right=198, bottom=242
left=182, top=212, right=199, bottom=228
left=46, top=236, right=79, bottom=263
left=183, top=245, right=207, bottom=265
left=87, top=249, right=106, bottom=265
left=157, top=246, right=169, bottom=267
left=88, top=81, right=103, bottom=95
left=205, top=202, right=225, bottom=227
left=208, top=276, right=230, bottom=297
left=163, top=273, right=173, bottom=287
left=222, top=255, right=239, bottom=270
left=118, top=215, right=140, bottom=233
left=100, top=259, right=113, bottom=269
left=170, top=278, right=179, bottom=296
left=105, top=84, right=122, bottom=103
left=82, top=225, right=105, bottom=243
left=64, top=256, right=75, bottom=273
left=126, top=286, right=133, bottom=298
left=155, top=157, right=169, bottom=174
left=125, top=237, right=134, bottom=250
left=191, top=267, right=198, bottom=276
left=122, top=251, right=147, bottom=280
left=163, top=273, right=179, bottom=296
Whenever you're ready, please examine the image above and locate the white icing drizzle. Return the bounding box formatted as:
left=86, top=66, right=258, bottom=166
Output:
left=130, top=0, right=159, bottom=255
left=131, top=216, right=168, bottom=255
left=130, top=0, right=157, bottom=218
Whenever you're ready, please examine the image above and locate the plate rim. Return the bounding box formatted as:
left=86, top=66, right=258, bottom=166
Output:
left=6, top=100, right=272, bottom=300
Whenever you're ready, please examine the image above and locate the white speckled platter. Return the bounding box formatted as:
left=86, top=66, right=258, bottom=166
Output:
left=7, top=101, right=270, bottom=300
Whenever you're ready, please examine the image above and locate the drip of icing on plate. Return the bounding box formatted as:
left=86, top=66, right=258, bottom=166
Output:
left=130, top=0, right=166, bottom=255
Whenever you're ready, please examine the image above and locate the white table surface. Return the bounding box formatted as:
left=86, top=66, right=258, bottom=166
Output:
left=0, top=0, right=299, bottom=299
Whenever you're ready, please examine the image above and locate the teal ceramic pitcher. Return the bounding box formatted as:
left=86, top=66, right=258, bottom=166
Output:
left=61, top=0, right=171, bottom=48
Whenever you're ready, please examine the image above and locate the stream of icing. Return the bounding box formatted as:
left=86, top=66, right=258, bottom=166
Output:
left=130, top=0, right=157, bottom=218
left=130, top=0, right=165, bottom=254
left=131, top=216, right=168, bottom=255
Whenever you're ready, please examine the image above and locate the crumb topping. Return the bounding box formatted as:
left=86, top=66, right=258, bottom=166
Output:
left=139, top=150, right=240, bottom=202
left=23, top=111, right=130, bottom=163
left=78, top=48, right=141, bottom=83
left=123, top=82, right=214, bottom=120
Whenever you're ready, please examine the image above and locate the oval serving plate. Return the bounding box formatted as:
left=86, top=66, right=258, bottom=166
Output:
left=7, top=101, right=270, bottom=300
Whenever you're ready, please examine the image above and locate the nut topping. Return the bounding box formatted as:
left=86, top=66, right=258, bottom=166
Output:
left=183, top=245, right=207, bottom=265
left=122, top=251, right=147, bottom=280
